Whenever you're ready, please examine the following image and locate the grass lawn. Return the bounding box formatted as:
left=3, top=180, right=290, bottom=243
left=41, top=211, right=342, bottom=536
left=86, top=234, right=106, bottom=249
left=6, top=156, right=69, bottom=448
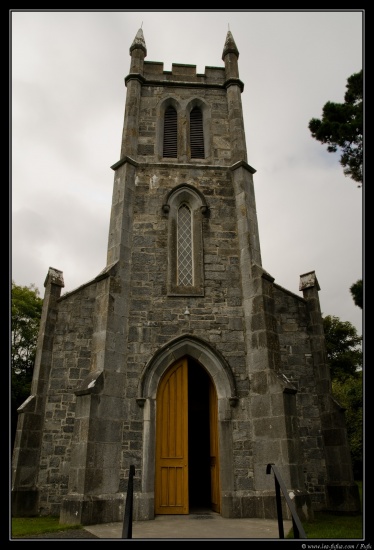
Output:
left=286, top=480, right=363, bottom=539
left=299, top=511, right=363, bottom=539
left=11, top=516, right=82, bottom=538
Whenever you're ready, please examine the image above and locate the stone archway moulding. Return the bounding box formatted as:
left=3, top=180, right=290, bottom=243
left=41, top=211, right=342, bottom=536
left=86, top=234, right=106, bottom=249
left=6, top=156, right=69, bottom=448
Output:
left=137, top=333, right=238, bottom=406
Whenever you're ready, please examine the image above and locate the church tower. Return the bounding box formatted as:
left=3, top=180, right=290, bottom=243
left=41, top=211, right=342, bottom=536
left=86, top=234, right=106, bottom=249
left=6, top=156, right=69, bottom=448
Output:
left=12, top=28, right=360, bottom=525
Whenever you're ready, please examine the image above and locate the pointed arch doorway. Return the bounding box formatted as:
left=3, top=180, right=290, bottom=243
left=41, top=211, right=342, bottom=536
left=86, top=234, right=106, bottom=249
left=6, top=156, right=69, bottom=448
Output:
left=154, top=356, right=220, bottom=515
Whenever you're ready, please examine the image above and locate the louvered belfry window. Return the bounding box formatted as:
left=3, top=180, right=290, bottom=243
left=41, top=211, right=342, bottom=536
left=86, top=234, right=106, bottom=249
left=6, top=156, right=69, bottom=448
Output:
left=177, top=204, right=193, bottom=286
left=163, top=106, right=178, bottom=158
left=190, top=107, right=205, bottom=159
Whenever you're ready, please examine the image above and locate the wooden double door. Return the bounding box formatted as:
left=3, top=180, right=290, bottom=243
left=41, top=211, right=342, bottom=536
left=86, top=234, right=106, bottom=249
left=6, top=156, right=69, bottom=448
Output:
left=155, top=357, right=220, bottom=515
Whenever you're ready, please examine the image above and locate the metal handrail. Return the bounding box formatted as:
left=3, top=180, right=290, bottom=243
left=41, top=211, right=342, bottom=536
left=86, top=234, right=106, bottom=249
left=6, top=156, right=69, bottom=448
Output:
left=122, top=464, right=135, bottom=539
left=266, top=463, right=307, bottom=539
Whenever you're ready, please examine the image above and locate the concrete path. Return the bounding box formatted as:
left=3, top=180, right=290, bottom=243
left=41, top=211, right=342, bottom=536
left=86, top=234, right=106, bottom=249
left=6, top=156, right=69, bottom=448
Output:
left=84, top=511, right=293, bottom=540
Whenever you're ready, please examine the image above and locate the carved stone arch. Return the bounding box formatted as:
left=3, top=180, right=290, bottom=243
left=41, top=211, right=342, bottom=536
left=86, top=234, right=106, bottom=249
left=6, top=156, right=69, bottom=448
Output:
left=161, top=184, right=208, bottom=296
left=138, top=334, right=238, bottom=403
left=156, top=96, right=183, bottom=160
left=162, top=183, right=209, bottom=215
left=185, top=97, right=212, bottom=161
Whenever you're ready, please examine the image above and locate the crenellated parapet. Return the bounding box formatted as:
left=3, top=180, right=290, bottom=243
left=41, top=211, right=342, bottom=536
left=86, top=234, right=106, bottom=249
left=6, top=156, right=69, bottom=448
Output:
left=140, top=61, right=226, bottom=87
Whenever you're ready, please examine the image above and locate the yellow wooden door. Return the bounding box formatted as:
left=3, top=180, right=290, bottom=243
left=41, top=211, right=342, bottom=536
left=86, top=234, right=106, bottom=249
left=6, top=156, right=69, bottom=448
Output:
left=209, top=380, right=220, bottom=513
left=155, top=358, right=189, bottom=514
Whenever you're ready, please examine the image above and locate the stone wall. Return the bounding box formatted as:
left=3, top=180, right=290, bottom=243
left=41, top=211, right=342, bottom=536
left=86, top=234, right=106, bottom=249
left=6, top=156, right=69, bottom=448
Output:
left=37, top=279, right=99, bottom=515
left=273, top=283, right=328, bottom=509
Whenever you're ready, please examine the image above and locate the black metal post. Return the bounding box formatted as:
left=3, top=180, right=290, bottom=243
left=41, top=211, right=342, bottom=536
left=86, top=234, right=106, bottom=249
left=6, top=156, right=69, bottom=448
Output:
left=292, top=517, right=300, bottom=539
left=122, top=465, right=135, bottom=539
left=274, top=476, right=284, bottom=538
left=266, top=463, right=307, bottom=539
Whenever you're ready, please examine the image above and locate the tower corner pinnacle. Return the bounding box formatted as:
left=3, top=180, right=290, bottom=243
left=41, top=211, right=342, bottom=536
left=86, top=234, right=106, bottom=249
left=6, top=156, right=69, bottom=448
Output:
left=222, top=30, right=239, bottom=61
left=130, top=28, right=147, bottom=57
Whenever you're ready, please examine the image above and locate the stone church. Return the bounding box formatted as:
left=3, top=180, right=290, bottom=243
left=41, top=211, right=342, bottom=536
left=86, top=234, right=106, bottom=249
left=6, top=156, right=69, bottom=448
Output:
left=12, top=28, right=360, bottom=526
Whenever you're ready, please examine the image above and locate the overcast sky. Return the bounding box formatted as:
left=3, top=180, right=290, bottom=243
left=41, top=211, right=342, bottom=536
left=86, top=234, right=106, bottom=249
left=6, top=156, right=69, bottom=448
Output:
left=11, top=10, right=363, bottom=335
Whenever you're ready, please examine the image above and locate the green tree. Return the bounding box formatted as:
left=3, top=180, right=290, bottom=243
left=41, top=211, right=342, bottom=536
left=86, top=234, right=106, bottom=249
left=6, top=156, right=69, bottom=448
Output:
left=323, top=315, right=363, bottom=479
left=308, top=69, right=363, bottom=186
left=323, top=315, right=362, bottom=381
left=332, top=372, right=363, bottom=480
left=350, top=279, right=363, bottom=309
left=11, top=281, right=43, bottom=449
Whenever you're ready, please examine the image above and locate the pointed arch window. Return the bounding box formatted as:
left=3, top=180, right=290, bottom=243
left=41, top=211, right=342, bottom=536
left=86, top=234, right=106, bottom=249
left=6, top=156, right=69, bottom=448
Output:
left=164, top=185, right=208, bottom=296
left=163, top=106, right=178, bottom=158
left=190, top=107, right=204, bottom=159
left=177, top=205, right=193, bottom=286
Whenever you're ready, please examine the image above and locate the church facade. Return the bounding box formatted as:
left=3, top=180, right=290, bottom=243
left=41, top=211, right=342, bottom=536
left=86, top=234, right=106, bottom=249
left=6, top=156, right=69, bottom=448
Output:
left=12, top=28, right=360, bottom=526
